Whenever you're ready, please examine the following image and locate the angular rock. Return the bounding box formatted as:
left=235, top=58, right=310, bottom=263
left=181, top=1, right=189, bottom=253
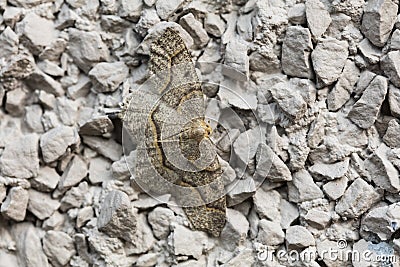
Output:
left=204, top=13, right=226, bottom=37
left=98, top=190, right=138, bottom=242
left=383, top=119, right=400, bottom=148
left=17, top=12, right=58, bottom=55
left=31, top=166, right=60, bottom=192
left=327, top=60, right=360, bottom=111
left=308, top=158, right=349, bottom=181
left=223, top=38, right=249, bottom=78
left=281, top=26, right=313, bottom=79
left=257, top=219, right=285, bottom=246
left=253, top=189, right=281, bottom=222
left=348, top=75, right=388, bottom=129
left=381, top=51, right=400, bottom=87
left=220, top=209, right=249, bottom=251
left=60, top=182, right=89, bottom=211
left=361, top=0, right=398, bottom=47
left=1, top=186, right=29, bottom=221
left=0, top=134, right=39, bottom=179
left=306, top=0, right=331, bottom=39
left=288, top=169, right=324, bottom=203
left=118, top=0, right=142, bottom=21
left=27, top=189, right=60, bottom=220
left=38, top=90, right=56, bottom=109
left=391, top=29, right=400, bottom=50
left=269, top=80, right=307, bottom=119
left=255, top=143, right=292, bottom=182
left=88, top=157, right=112, bottom=184
left=25, top=105, right=44, bottom=133
left=180, top=13, right=209, bottom=48
left=80, top=116, right=114, bottom=137
left=364, top=144, right=400, bottom=193
left=288, top=3, right=306, bottom=24
left=136, top=8, right=161, bottom=36
left=335, top=178, right=381, bottom=218
left=125, top=213, right=155, bottom=254
left=43, top=230, right=76, bottom=267
left=304, top=209, right=331, bottom=229
left=111, top=151, right=135, bottom=181
left=37, top=60, right=65, bottom=77
left=40, top=126, right=80, bottom=163
left=25, top=68, right=64, bottom=96
left=136, top=253, right=158, bottom=267
left=82, top=136, right=122, bottom=162
left=88, top=62, right=129, bottom=93
left=224, top=248, right=255, bottom=267
left=5, top=88, right=28, bottom=115
left=0, top=27, right=18, bottom=59
left=59, top=155, right=88, bottom=191
left=389, top=84, right=400, bottom=118
left=67, top=75, right=91, bottom=100
left=155, top=0, right=184, bottom=20
left=311, top=37, right=349, bottom=86
left=11, top=222, right=49, bottom=267
left=322, top=176, right=348, bottom=200
left=361, top=203, right=400, bottom=240
left=280, top=199, right=299, bottom=229
left=56, top=97, right=79, bottom=126
left=76, top=206, right=94, bottom=228
left=358, top=38, right=382, bottom=64
left=68, top=28, right=109, bottom=73
left=148, top=207, right=175, bottom=239
left=173, top=225, right=208, bottom=260
left=286, top=225, right=315, bottom=249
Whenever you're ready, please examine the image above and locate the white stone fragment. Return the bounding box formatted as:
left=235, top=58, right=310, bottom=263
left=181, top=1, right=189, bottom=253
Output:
left=88, top=157, right=112, bottom=184
left=257, top=219, right=285, bottom=246
left=98, top=190, right=138, bottom=242
left=223, top=38, right=249, bottom=78
left=348, top=75, right=388, bottom=129
left=0, top=133, right=39, bottom=179
left=364, top=144, right=400, bottom=193
left=40, top=125, right=80, bottom=163
left=358, top=38, right=382, bottom=64
left=383, top=119, right=400, bottom=148
left=285, top=225, right=315, bottom=249
left=327, top=60, right=360, bottom=111
left=288, top=169, right=324, bottom=203
left=88, top=62, right=129, bottom=93
left=220, top=209, right=249, bottom=251
left=204, top=13, right=226, bottom=37
left=253, top=189, right=281, bottom=222
left=119, top=0, right=143, bottom=21
left=1, top=186, right=29, bottom=221
left=43, top=230, right=76, bottom=267
left=335, top=178, right=381, bottom=218
left=311, top=37, right=349, bottom=86
left=58, top=155, right=88, bottom=191
left=306, top=0, right=331, bottom=39
left=269, top=80, right=307, bottom=119
left=148, top=207, right=175, bottom=239
left=381, top=51, right=400, bottom=87
left=68, top=28, right=110, bottom=73
left=27, top=189, right=60, bottom=220
left=11, top=222, right=49, bottom=267
left=60, top=182, right=89, bottom=211
left=17, top=12, right=58, bottom=55
left=389, top=84, right=400, bottom=118
left=361, top=203, right=400, bottom=240
left=5, top=88, right=27, bottom=116
left=280, top=199, right=299, bottom=229
left=82, top=136, right=123, bottom=162
left=76, top=206, right=94, bottom=228
left=126, top=213, right=156, bottom=254
left=155, top=0, right=184, bottom=20
left=281, top=26, right=313, bottom=79
left=288, top=3, right=306, bottom=24
left=255, top=143, right=292, bottom=182
left=308, top=158, right=349, bottom=181
left=180, top=13, right=209, bottom=48
left=304, top=209, right=331, bottom=229
left=322, top=176, right=348, bottom=200
left=361, top=0, right=398, bottom=47
left=0, top=26, right=18, bottom=59
left=173, top=225, right=208, bottom=259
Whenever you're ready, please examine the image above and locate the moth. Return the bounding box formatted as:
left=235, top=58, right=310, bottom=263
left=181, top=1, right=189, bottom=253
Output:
left=120, top=28, right=226, bottom=237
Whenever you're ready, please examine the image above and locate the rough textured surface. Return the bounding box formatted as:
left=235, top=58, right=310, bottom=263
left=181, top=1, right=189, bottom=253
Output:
left=0, top=0, right=399, bottom=266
